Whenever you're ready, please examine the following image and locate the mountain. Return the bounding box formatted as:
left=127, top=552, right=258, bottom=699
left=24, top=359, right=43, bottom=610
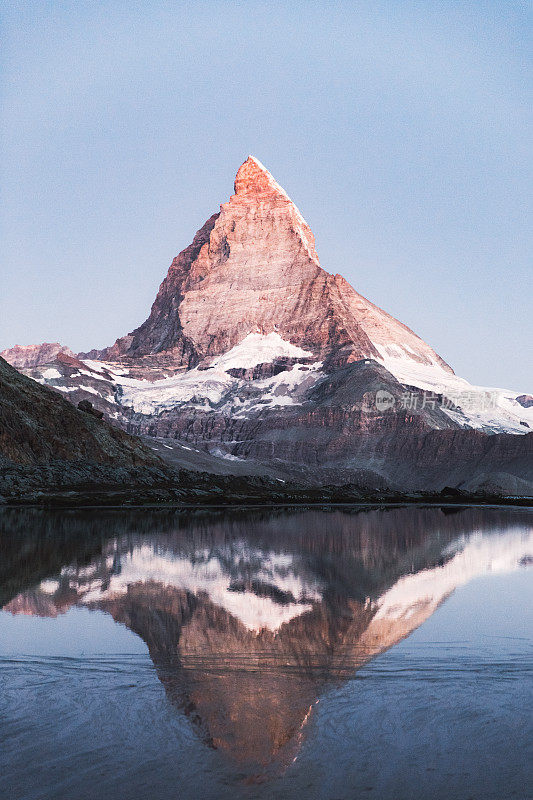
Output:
left=2, top=157, right=532, bottom=496
left=84, top=156, right=451, bottom=372
left=0, top=342, right=74, bottom=369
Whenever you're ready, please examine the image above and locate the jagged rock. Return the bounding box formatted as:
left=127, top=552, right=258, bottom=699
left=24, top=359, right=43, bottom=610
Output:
left=517, top=394, right=533, bottom=409
left=0, top=342, right=74, bottom=369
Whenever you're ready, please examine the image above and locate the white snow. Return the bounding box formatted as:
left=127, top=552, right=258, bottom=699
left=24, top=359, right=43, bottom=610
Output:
left=374, top=526, right=533, bottom=622
left=78, top=385, right=100, bottom=396
left=209, top=332, right=313, bottom=371
left=210, top=448, right=244, bottom=461
left=83, top=334, right=319, bottom=416
left=117, top=368, right=238, bottom=414
left=58, top=543, right=323, bottom=633
left=40, top=579, right=60, bottom=594
left=256, top=362, right=322, bottom=392
left=29, top=328, right=530, bottom=435
left=81, top=360, right=109, bottom=375
left=373, top=342, right=533, bottom=434
left=238, top=363, right=324, bottom=415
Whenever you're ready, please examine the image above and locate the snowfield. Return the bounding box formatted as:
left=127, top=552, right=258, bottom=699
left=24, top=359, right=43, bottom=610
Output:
left=209, top=331, right=313, bottom=370
left=104, top=333, right=323, bottom=415
left=373, top=342, right=533, bottom=434
left=26, top=331, right=532, bottom=435
left=38, top=543, right=324, bottom=633
left=117, top=368, right=239, bottom=414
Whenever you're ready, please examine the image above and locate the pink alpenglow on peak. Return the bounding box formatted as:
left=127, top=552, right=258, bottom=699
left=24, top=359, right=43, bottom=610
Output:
left=233, top=155, right=296, bottom=200
left=86, top=155, right=450, bottom=374
left=228, top=155, right=319, bottom=262
left=8, top=156, right=533, bottom=492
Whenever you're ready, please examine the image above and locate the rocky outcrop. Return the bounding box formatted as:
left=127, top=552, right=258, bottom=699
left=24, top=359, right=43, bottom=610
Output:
left=77, top=399, right=104, bottom=419
left=0, top=342, right=74, bottom=369
left=517, top=394, right=533, bottom=409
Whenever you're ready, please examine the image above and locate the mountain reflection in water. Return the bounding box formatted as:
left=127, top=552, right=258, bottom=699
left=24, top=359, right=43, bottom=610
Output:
left=1, top=506, right=532, bottom=784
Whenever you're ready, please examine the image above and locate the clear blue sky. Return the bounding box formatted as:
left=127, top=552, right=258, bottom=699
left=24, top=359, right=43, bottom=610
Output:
left=1, top=1, right=531, bottom=389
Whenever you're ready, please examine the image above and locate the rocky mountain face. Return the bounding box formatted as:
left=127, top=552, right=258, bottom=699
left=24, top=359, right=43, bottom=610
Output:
left=3, top=157, right=532, bottom=496
left=83, top=156, right=451, bottom=371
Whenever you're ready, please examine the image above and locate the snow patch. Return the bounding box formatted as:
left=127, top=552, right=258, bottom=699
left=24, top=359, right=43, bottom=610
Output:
left=76, top=336, right=320, bottom=416
left=373, top=342, right=533, bottom=434
left=67, top=543, right=323, bottom=632
left=82, top=360, right=109, bottom=375
left=210, top=448, right=244, bottom=461
left=78, top=385, right=100, bottom=396
left=375, top=526, right=533, bottom=622
left=209, top=332, right=313, bottom=371
left=231, top=361, right=323, bottom=416
left=117, top=368, right=238, bottom=414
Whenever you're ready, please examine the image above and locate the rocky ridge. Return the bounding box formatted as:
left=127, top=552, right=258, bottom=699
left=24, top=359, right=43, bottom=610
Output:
left=83, top=156, right=453, bottom=371
left=0, top=355, right=171, bottom=496
left=0, top=342, right=74, bottom=369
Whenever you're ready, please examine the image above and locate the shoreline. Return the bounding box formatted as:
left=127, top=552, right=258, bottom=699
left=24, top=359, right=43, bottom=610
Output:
left=3, top=496, right=532, bottom=511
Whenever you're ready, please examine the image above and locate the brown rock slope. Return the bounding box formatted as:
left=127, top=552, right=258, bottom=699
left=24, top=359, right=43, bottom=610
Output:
left=0, top=355, right=168, bottom=493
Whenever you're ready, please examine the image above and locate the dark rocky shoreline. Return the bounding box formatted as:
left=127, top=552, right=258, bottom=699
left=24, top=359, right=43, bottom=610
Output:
left=2, top=468, right=531, bottom=508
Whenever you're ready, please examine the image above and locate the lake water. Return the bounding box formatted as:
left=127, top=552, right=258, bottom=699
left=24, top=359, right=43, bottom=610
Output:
left=0, top=506, right=532, bottom=800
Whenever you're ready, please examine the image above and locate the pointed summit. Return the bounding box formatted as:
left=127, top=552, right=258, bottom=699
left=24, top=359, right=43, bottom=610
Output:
left=233, top=155, right=291, bottom=200
left=231, top=155, right=317, bottom=259
left=89, top=155, right=451, bottom=376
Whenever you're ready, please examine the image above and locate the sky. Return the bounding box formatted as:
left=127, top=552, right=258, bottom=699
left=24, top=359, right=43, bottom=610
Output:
left=0, top=0, right=531, bottom=390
